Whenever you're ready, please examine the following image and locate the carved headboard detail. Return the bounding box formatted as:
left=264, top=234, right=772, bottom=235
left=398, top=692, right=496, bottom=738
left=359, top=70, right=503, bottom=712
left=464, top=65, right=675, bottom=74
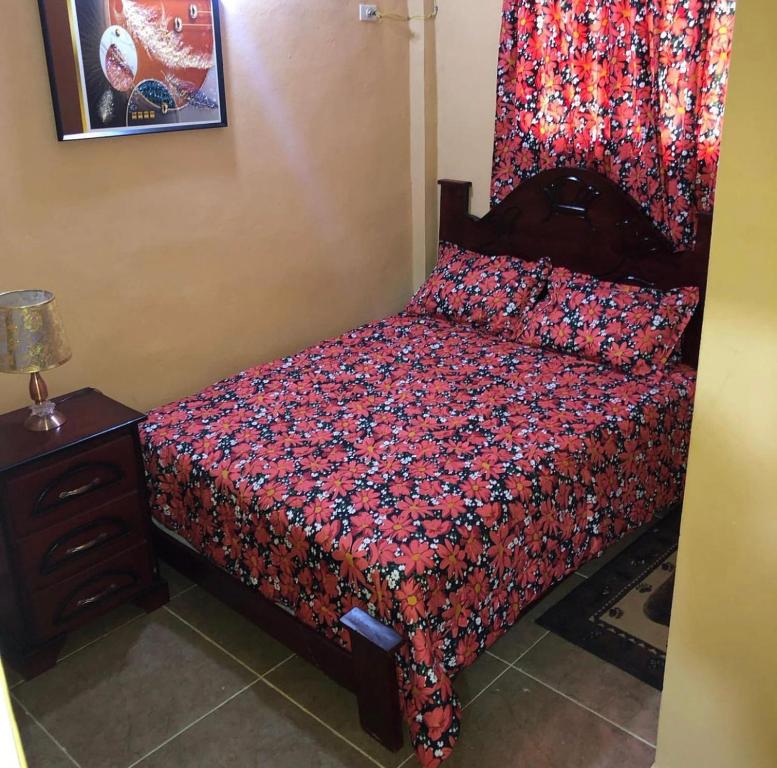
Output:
left=438, top=167, right=712, bottom=368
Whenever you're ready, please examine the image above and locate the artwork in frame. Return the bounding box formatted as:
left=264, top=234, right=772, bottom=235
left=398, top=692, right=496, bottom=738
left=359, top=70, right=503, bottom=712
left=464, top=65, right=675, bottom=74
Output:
left=37, top=1, right=227, bottom=141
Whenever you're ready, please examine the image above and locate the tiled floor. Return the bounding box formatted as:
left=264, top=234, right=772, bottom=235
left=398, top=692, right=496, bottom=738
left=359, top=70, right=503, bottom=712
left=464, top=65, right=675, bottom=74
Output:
left=8, top=550, right=659, bottom=768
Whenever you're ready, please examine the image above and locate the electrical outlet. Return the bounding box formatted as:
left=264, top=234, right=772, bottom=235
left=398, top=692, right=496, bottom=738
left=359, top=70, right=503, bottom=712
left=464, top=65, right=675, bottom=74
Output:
left=359, top=4, right=379, bottom=21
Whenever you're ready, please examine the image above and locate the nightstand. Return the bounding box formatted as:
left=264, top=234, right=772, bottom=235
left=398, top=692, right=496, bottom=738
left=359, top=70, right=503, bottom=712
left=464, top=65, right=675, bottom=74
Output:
left=0, top=388, right=169, bottom=679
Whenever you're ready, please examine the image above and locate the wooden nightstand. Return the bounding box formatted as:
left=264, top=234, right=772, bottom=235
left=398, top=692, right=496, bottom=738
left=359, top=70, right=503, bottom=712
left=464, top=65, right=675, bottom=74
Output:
left=0, top=388, right=169, bottom=679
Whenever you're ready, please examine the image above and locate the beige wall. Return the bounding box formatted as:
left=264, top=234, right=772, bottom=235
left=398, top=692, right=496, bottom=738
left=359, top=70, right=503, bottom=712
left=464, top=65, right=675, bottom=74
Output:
left=0, top=1, right=412, bottom=414
left=436, top=0, right=502, bottom=217
left=409, top=0, right=439, bottom=288
left=655, top=1, right=777, bottom=766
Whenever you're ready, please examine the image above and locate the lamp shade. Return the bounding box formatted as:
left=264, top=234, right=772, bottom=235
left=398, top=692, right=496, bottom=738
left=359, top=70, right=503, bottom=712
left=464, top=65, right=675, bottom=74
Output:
left=0, top=290, right=71, bottom=374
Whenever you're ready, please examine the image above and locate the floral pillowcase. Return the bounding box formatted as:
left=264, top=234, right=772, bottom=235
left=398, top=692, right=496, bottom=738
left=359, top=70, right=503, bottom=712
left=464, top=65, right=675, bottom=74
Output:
left=520, top=267, right=700, bottom=376
left=406, top=242, right=551, bottom=339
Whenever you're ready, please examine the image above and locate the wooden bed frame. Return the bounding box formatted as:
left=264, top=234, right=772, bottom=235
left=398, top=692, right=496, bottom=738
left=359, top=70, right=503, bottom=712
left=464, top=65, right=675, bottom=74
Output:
left=153, top=167, right=712, bottom=754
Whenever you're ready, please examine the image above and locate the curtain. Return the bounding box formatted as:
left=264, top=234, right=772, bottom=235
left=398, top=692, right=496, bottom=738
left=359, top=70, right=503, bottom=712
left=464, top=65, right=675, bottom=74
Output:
left=491, top=0, right=736, bottom=247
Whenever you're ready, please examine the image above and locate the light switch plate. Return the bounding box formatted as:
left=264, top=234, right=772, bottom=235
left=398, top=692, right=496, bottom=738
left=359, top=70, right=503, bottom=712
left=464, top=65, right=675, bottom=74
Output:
left=359, top=4, right=379, bottom=21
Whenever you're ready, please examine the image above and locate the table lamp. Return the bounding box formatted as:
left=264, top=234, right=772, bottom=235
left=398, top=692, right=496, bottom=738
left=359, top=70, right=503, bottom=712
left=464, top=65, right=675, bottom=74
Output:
left=0, top=290, right=72, bottom=432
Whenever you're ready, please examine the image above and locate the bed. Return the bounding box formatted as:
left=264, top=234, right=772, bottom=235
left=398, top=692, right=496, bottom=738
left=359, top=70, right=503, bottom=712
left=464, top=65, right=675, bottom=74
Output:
left=141, top=168, right=711, bottom=767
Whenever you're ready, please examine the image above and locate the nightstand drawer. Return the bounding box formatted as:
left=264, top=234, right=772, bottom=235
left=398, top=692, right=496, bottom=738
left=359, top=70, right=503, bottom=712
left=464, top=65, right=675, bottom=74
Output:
left=17, top=492, right=146, bottom=591
left=5, top=434, right=140, bottom=536
left=30, top=542, right=153, bottom=642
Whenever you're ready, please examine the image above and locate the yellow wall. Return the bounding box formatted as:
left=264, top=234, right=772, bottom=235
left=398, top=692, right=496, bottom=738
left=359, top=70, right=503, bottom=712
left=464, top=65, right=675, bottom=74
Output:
left=655, top=2, right=777, bottom=767
left=0, top=664, right=25, bottom=768
left=0, top=1, right=413, bottom=414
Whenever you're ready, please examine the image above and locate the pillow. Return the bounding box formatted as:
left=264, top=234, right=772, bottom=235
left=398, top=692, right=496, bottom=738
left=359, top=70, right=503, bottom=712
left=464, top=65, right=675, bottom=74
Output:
left=406, top=242, right=551, bottom=339
left=520, top=267, right=700, bottom=375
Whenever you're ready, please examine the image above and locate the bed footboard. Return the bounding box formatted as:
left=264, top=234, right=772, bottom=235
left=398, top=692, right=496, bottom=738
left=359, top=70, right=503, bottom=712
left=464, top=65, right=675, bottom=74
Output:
left=151, top=528, right=406, bottom=752
left=341, top=608, right=404, bottom=751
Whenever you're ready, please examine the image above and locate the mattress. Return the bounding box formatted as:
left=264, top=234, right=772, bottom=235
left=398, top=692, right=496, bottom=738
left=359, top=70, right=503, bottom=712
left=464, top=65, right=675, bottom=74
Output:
left=141, top=313, right=695, bottom=766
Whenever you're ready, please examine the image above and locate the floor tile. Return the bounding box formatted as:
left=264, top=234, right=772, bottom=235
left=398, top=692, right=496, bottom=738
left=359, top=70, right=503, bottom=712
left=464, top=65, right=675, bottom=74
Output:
left=58, top=602, right=145, bottom=660
left=158, top=560, right=194, bottom=598
left=167, top=586, right=292, bottom=674
left=487, top=575, right=586, bottom=663
left=517, top=633, right=660, bottom=743
left=444, top=668, right=655, bottom=768
left=14, top=610, right=255, bottom=768
left=13, top=704, right=74, bottom=768
left=267, top=654, right=414, bottom=766
left=135, top=681, right=376, bottom=768
left=453, top=651, right=510, bottom=707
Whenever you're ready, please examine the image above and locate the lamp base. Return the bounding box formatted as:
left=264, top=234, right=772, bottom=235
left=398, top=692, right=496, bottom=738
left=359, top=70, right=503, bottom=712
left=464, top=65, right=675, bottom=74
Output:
left=25, top=400, right=67, bottom=432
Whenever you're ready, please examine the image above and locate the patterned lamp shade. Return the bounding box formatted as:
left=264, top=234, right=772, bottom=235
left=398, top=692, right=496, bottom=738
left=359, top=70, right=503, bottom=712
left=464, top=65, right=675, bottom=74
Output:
left=0, top=290, right=72, bottom=374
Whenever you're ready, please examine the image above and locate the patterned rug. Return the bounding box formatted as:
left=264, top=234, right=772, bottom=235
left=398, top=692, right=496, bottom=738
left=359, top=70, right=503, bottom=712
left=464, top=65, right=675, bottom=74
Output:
left=538, top=513, right=680, bottom=690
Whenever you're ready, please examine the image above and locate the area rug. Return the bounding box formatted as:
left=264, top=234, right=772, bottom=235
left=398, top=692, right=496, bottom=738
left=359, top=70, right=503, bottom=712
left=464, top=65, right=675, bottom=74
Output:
left=538, top=513, right=680, bottom=690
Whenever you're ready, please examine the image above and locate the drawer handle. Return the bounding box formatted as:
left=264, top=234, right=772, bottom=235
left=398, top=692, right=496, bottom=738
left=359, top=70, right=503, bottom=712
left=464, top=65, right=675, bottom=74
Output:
left=59, top=478, right=102, bottom=501
left=76, top=582, right=121, bottom=610
left=55, top=569, right=139, bottom=625
left=34, top=461, right=124, bottom=517
left=65, top=532, right=111, bottom=558
left=41, top=517, right=131, bottom=576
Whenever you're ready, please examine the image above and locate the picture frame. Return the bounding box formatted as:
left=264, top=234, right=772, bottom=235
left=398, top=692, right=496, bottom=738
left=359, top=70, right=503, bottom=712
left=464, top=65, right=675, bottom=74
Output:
left=37, top=0, right=228, bottom=141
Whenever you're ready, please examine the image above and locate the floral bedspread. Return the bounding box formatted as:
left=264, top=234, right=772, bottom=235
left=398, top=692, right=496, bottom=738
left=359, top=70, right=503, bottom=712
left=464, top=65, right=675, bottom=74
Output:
left=140, top=314, right=695, bottom=766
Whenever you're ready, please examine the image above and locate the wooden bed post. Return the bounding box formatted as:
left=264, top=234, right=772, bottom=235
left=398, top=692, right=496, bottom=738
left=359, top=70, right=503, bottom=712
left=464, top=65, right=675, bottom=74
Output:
left=341, top=607, right=404, bottom=752
left=438, top=179, right=475, bottom=245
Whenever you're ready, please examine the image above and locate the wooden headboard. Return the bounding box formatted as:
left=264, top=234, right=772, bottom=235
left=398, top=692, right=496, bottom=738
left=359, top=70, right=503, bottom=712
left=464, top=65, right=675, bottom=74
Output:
left=438, top=168, right=711, bottom=368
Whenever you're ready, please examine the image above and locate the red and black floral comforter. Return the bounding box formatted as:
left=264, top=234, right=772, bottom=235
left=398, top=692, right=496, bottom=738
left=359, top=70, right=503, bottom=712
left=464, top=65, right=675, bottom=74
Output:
left=141, top=313, right=695, bottom=766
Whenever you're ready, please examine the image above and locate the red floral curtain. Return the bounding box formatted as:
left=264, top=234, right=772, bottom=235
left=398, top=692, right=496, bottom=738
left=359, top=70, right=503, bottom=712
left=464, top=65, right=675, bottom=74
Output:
left=491, top=0, right=736, bottom=247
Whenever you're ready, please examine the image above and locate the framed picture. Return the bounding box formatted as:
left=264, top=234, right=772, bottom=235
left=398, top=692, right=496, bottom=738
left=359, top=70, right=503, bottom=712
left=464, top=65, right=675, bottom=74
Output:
left=37, top=1, right=228, bottom=141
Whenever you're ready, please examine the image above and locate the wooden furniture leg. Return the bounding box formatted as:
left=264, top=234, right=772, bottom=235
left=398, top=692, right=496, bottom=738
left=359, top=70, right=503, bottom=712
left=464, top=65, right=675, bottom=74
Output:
left=5, top=635, right=65, bottom=680
left=341, top=607, right=404, bottom=751
left=133, top=578, right=170, bottom=613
